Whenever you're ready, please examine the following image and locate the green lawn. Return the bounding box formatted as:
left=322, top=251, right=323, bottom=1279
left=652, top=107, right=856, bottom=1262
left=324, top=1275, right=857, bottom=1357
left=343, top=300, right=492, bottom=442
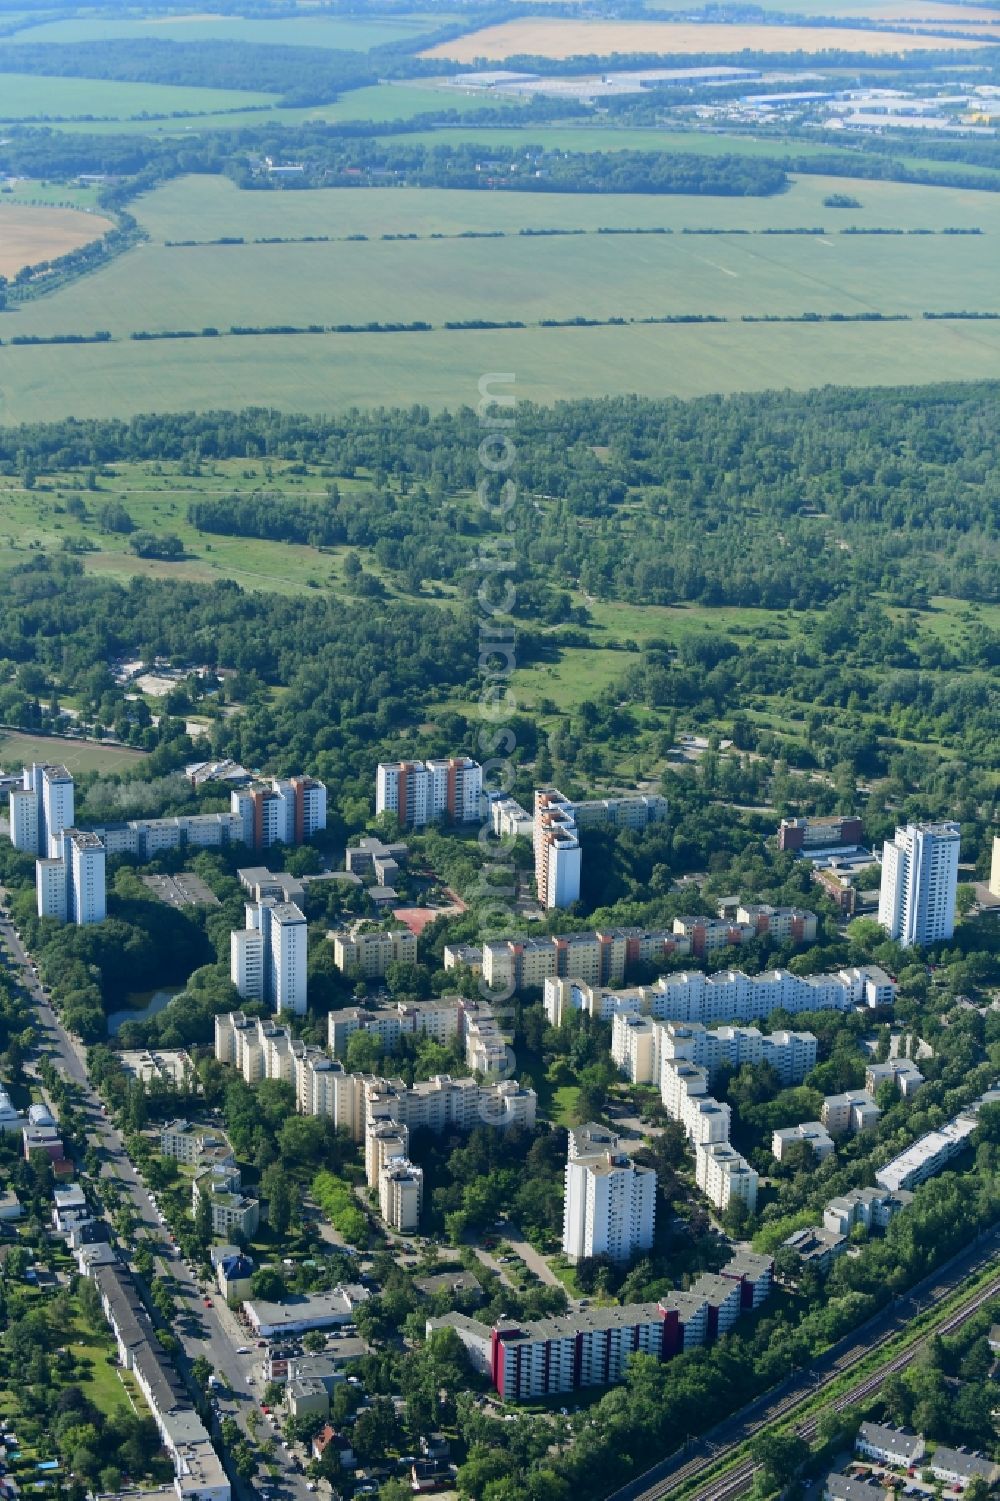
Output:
left=0, top=729, right=149, bottom=773
left=0, top=73, right=276, bottom=122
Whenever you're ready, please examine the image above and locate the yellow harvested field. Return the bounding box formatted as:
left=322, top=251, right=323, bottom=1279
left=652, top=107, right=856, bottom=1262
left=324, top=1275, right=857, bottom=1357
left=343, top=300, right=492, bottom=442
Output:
left=0, top=204, right=112, bottom=277
left=423, top=18, right=993, bottom=58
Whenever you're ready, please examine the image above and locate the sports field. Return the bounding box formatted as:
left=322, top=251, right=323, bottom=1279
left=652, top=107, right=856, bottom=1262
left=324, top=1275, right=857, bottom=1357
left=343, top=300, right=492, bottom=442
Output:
left=0, top=203, right=112, bottom=277
left=0, top=72, right=276, bottom=122
left=5, top=12, right=456, bottom=49
left=0, top=729, right=148, bottom=774
left=422, top=18, right=993, bottom=59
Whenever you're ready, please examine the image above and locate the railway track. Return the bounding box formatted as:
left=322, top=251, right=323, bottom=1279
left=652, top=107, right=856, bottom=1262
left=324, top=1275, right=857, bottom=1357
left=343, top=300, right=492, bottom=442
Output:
left=624, top=1264, right=1000, bottom=1501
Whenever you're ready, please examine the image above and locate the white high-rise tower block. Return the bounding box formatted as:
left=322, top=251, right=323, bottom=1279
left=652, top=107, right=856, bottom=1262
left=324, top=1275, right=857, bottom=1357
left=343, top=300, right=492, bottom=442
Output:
left=878, top=822, right=960, bottom=948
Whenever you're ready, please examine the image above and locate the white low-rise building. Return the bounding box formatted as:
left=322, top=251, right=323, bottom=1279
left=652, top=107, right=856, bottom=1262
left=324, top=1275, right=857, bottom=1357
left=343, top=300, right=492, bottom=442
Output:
left=822, top=1091, right=880, bottom=1136
left=772, top=1121, right=835, bottom=1163
left=823, top=1185, right=913, bottom=1237
left=929, top=1448, right=1000, bottom=1490
left=876, top=1114, right=977, bottom=1193
left=855, top=1423, right=925, bottom=1467
left=865, top=1059, right=924, bottom=1099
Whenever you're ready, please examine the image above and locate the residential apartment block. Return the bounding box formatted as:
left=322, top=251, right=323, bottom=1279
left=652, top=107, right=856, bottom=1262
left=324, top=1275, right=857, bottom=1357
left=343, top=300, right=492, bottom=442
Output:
left=612, top=1015, right=817, bottom=1090
left=95, top=811, right=246, bottom=859
left=230, top=775, right=327, bottom=849
left=552, top=964, right=894, bottom=1034
left=11, top=762, right=75, bottom=855
left=695, top=1141, right=758, bottom=1215
left=36, top=828, right=106, bottom=925
left=823, top=1185, right=913, bottom=1237
left=673, top=903, right=818, bottom=959
left=328, top=997, right=461, bottom=1059
left=85, top=1257, right=230, bottom=1501
left=379, top=1157, right=423, bottom=1233
left=427, top=1247, right=772, bottom=1401
left=876, top=1111, right=978, bottom=1193
left=783, top=1225, right=848, bottom=1276
left=879, top=821, right=960, bottom=948
left=822, top=1091, right=881, bottom=1136
left=772, top=1121, right=835, bottom=1163
left=865, top=1059, right=924, bottom=1099
left=375, top=757, right=482, bottom=828
left=192, top=1162, right=260, bottom=1238
left=332, top=925, right=417, bottom=978
left=214, top=1012, right=535, bottom=1148
left=482, top=926, right=692, bottom=996
left=160, top=1120, right=236, bottom=1171
left=777, top=815, right=864, bottom=853
left=533, top=788, right=582, bottom=910
left=489, top=796, right=534, bottom=840
left=562, top=1128, right=656, bottom=1265
left=231, top=898, right=307, bottom=1016
left=533, top=786, right=669, bottom=911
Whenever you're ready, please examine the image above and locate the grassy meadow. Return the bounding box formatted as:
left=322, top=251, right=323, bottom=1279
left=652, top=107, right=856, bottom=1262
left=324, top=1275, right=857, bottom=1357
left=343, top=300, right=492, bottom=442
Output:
left=0, top=464, right=403, bottom=599
left=1, top=455, right=995, bottom=784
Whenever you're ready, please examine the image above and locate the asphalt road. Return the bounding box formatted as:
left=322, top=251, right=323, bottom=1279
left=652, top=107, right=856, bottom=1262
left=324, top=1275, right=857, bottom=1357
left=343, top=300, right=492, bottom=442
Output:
left=0, top=889, right=316, bottom=1501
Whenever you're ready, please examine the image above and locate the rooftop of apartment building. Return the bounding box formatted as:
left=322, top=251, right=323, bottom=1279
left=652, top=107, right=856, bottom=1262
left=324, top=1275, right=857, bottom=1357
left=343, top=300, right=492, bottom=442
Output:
left=65, top=828, right=103, bottom=850
left=856, top=1423, right=924, bottom=1459
left=721, top=1250, right=773, bottom=1279
left=785, top=1225, right=845, bottom=1257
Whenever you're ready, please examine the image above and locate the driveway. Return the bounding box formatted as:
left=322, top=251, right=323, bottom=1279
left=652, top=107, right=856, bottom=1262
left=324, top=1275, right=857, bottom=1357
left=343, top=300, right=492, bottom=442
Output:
left=503, top=1226, right=565, bottom=1290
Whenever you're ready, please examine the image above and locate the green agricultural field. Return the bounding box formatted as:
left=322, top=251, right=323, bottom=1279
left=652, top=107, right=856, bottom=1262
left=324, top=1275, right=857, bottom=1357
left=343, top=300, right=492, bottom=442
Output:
left=370, top=122, right=1000, bottom=183
left=0, top=729, right=149, bottom=773
left=5, top=13, right=457, bottom=49
left=2, top=314, right=1000, bottom=424
left=7, top=173, right=1000, bottom=340
left=41, top=80, right=525, bottom=135
left=0, top=180, right=104, bottom=210
left=0, top=72, right=276, bottom=123
left=132, top=171, right=1000, bottom=242
left=2, top=170, right=1000, bottom=420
